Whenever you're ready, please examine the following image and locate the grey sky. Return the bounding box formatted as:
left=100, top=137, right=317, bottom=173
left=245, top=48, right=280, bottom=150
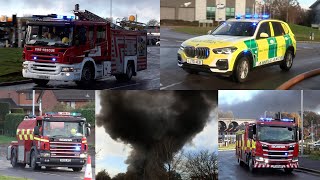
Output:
left=0, top=0, right=159, bottom=23
left=219, top=90, right=320, bottom=119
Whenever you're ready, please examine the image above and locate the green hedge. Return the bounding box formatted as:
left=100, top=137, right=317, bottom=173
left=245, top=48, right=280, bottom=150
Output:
left=4, top=113, right=25, bottom=137
left=0, top=102, right=10, bottom=129
left=74, top=108, right=95, bottom=126
left=11, top=108, right=24, bottom=114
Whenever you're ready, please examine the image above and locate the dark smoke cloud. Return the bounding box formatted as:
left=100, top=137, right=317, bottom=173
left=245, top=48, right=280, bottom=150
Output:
left=97, top=91, right=217, bottom=179
left=219, top=91, right=300, bottom=118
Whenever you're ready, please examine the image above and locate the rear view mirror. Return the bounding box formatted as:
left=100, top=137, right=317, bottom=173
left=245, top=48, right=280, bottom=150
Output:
left=34, top=126, right=39, bottom=136
left=260, top=32, right=269, bottom=38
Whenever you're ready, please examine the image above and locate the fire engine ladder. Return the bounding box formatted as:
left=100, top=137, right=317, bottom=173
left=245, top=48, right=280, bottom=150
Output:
left=116, top=18, right=146, bottom=31
left=73, top=10, right=125, bottom=30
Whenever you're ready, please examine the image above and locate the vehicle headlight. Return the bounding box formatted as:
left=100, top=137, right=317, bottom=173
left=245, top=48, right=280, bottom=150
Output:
left=255, top=156, right=264, bottom=161
left=180, top=45, right=185, bottom=51
left=61, top=67, right=74, bottom=72
left=22, top=64, right=28, bottom=69
left=212, top=47, right=237, bottom=54
left=292, top=157, right=298, bottom=162
left=40, top=152, right=50, bottom=157
left=80, top=153, right=87, bottom=158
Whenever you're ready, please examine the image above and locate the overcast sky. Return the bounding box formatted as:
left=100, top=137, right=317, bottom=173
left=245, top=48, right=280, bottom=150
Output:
left=219, top=90, right=320, bottom=119
left=95, top=91, right=218, bottom=177
left=0, top=0, right=159, bottom=23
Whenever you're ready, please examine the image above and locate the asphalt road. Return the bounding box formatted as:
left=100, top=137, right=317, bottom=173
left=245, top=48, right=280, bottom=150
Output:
left=0, top=145, right=95, bottom=180
left=0, top=46, right=160, bottom=90
left=160, top=27, right=320, bottom=90
left=218, top=150, right=320, bottom=180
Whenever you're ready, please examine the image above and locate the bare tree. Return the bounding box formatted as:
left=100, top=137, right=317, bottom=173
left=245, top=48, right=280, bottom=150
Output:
left=183, top=150, right=218, bottom=180
left=96, top=169, right=112, bottom=180
left=147, top=19, right=159, bottom=26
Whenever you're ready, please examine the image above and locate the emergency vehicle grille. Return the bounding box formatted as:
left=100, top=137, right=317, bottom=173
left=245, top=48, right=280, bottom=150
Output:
left=184, top=47, right=210, bottom=59
left=50, top=142, right=81, bottom=158
left=30, top=63, right=59, bottom=75
left=264, top=150, right=292, bottom=160
left=31, top=52, right=59, bottom=62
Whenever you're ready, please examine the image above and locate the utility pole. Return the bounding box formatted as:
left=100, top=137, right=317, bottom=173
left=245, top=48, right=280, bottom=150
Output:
left=311, top=119, right=314, bottom=143
left=300, top=90, right=304, bottom=155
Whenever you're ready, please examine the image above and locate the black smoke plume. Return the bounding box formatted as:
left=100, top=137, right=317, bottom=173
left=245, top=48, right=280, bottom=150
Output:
left=97, top=91, right=217, bottom=179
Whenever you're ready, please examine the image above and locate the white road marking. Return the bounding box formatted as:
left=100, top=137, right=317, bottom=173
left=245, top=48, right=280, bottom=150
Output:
left=160, top=39, right=169, bottom=41
left=176, top=40, right=184, bottom=43
left=160, top=82, right=183, bottom=90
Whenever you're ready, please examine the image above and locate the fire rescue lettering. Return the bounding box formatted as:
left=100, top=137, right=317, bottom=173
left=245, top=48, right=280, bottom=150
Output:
left=16, top=129, right=33, bottom=140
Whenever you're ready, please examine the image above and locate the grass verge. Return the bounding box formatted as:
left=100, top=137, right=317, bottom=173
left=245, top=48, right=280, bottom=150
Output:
left=0, top=135, right=16, bottom=144
left=218, top=143, right=236, bottom=150
left=0, top=175, right=31, bottom=180
left=0, top=48, right=24, bottom=83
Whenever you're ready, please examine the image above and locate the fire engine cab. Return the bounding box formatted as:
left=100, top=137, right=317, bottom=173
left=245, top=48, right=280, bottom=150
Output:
left=7, top=112, right=91, bottom=171
left=236, top=115, right=299, bottom=173
left=22, top=5, right=147, bottom=86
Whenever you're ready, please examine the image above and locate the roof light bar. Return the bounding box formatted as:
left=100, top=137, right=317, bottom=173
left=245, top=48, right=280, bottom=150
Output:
left=44, top=112, right=81, bottom=116
left=235, top=14, right=270, bottom=19
left=259, top=117, right=295, bottom=122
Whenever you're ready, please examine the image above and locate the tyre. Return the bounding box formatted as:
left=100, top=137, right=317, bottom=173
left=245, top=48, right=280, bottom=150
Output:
left=115, top=62, right=134, bottom=82
left=77, top=64, right=94, bottom=86
left=280, top=50, right=293, bottom=71
left=11, top=149, right=18, bottom=168
left=238, top=157, right=244, bottom=167
left=284, top=168, right=293, bottom=174
left=248, top=156, right=256, bottom=173
left=233, top=57, right=250, bottom=83
left=183, top=68, right=199, bottom=74
left=30, top=151, right=41, bottom=170
left=72, top=167, right=83, bottom=172
left=33, top=79, right=49, bottom=86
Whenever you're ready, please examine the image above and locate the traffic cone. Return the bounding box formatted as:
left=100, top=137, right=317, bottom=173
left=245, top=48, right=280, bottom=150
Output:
left=84, top=155, right=92, bottom=180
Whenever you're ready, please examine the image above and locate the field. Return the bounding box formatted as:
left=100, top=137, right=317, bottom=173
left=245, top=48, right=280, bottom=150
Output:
left=0, top=48, right=24, bottom=82
left=0, top=135, right=16, bottom=145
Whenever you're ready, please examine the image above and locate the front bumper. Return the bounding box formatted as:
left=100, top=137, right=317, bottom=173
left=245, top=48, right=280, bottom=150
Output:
left=254, top=161, right=298, bottom=169
left=22, top=61, right=82, bottom=81
left=39, top=157, right=86, bottom=167
left=177, top=49, right=233, bottom=74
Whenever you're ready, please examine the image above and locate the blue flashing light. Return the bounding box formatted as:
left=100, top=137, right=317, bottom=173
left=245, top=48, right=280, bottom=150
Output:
left=243, top=49, right=248, bottom=53
left=33, top=56, right=37, bottom=60
left=259, top=117, right=274, bottom=121
left=75, top=146, right=81, bottom=151
left=245, top=14, right=252, bottom=19
left=281, top=118, right=294, bottom=122
left=71, top=112, right=82, bottom=117
left=253, top=14, right=259, bottom=19
left=252, top=22, right=257, bottom=26
left=285, top=153, right=288, bottom=156
left=236, top=15, right=242, bottom=19
left=52, top=58, right=56, bottom=61
left=57, top=15, right=75, bottom=20
left=262, top=14, right=270, bottom=19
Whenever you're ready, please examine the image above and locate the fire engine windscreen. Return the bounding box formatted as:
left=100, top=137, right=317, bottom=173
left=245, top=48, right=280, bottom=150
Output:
left=43, top=121, right=84, bottom=137
left=258, top=126, right=297, bottom=143
left=211, top=21, right=258, bottom=36
left=26, top=25, right=73, bottom=47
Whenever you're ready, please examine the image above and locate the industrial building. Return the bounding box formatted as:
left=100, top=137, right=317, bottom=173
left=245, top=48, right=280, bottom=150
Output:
left=160, top=0, right=258, bottom=22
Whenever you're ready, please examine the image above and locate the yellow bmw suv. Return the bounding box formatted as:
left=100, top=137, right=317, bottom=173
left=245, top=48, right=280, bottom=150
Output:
left=177, top=16, right=296, bottom=82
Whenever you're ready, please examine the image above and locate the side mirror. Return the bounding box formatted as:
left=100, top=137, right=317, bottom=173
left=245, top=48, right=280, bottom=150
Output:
left=34, top=126, right=39, bottom=136
left=259, top=32, right=269, bottom=38
left=86, top=127, right=91, bottom=137
left=207, top=30, right=212, bottom=35
left=86, top=123, right=91, bottom=128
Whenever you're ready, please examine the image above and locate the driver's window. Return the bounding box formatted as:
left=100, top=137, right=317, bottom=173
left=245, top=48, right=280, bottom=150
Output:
left=256, top=22, right=271, bottom=39
left=75, top=26, right=87, bottom=45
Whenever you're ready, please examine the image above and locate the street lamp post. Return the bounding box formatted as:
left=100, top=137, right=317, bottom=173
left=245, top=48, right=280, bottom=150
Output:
left=301, top=90, right=304, bottom=155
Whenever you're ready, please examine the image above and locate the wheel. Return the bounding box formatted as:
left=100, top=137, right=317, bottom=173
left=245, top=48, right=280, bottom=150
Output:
left=115, top=62, right=134, bottom=82
left=18, top=163, right=26, bottom=168
left=30, top=151, right=41, bottom=170
left=77, top=64, right=94, bottom=86
left=33, top=79, right=49, bottom=86
left=284, top=168, right=293, bottom=174
left=183, top=68, right=199, bottom=74
left=280, top=50, right=293, bottom=71
left=238, top=157, right=244, bottom=167
left=233, top=57, right=250, bottom=83
left=72, top=167, right=82, bottom=172
left=45, top=166, right=52, bottom=170
left=11, top=149, right=18, bottom=168
left=248, top=156, right=255, bottom=173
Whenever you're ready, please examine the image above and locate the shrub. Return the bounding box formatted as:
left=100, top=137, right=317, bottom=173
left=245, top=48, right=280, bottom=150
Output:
left=4, top=113, right=25, bottom=137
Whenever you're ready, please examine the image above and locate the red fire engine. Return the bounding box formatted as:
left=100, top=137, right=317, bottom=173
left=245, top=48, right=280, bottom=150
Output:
left=22, top=5, right=147, bottom=86
left=6, top=112, right=91, bottom=171
left=236, top=116, right=299, bottom=173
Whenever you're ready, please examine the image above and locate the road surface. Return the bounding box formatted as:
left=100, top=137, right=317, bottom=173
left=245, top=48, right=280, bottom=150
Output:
left=0, top=46, right=160, bottom=90
left=160, top=27, right=320, bottom=90
left=218, top=150, right=320, bottom=180
left=0, top=145, right=95, bottom=180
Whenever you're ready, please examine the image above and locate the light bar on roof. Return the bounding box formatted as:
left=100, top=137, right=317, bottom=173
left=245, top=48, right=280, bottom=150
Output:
left=235, top=14, right=270, bottom=20
left=259, top=117, right=295, bottom=122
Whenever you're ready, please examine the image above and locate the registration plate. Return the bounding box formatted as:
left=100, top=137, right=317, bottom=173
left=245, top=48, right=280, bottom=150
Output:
left=271, top=165, right=284, bottom=168
left=38, top=75, right=49, bottom=79
left=187, top=59, right=202, bottom=65
left=60, top=159, right=71, bottom=162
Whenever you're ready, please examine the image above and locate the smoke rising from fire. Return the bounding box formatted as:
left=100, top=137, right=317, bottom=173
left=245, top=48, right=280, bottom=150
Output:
left=96, top=91, right=217, bottom=178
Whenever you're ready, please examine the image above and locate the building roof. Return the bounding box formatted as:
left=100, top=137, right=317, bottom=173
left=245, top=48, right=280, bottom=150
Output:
left=52, top=90, right=95, bottom=101
left=310, top=0, right=320, bottom=8
left=0, top=98, right=18, bottom=108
